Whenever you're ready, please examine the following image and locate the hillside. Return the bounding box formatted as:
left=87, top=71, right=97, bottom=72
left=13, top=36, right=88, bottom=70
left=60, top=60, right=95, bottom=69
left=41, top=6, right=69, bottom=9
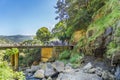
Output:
left=0, top=35, right=34, bottom=43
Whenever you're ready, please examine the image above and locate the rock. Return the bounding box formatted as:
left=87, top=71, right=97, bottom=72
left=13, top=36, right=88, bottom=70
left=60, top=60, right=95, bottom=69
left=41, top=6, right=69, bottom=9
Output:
left=64, top=65, right=74, bottom=73
left=108, top=72, right=115, bottom=80
left=33, top=69, right=45, bottom=78
left=57, top=71, right=102, bottom=80
left=115, top=65, right=120, bottom=80
left=26, top=68, right=32, bottom=73
left=44, top=63, right=56, bottom=77
left=104, top=27, right=113, bottom=37
left=96, top=67, right=102, bottom=71
left=27, top=73, right=33, bottom=76
left=47, top=77, right=52, bottom=80
left=56, top=73, right=75, bottom=80
left=102, top=71, right=115, bottom=80
left=83, top=62, right=93, bottom=72
left=39, top=63, right=47, bottom=70
left=95, top=67, right=102, bottom=77
left=101, top=71, right=109, bottom=80
left=52, top=61, right=64, bottom=72
left=26, top=75, right=41, bottom=80
left=95, top=70, right=102, bottom=77
left=111, top=51, right=120, bottom=65
left=42, top=78, right=47, bottom=80
left=31, top=65, right=40, bottom=72
left=88, top=68, right=96, bottom=74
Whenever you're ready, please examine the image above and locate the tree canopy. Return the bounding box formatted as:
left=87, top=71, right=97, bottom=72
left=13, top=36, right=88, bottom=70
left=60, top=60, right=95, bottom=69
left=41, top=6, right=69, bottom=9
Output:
left=36, top=27, right=51, bottom=43
left=54, top=0, right=106, bottom=42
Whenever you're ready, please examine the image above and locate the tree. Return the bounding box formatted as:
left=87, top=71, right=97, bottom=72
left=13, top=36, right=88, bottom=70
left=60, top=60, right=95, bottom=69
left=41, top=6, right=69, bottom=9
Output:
left=5, top=48, right=19, bottom=56
left=36, top=27, right=51, bottom=43
left=52, top=21, right=66, bottom=41
left=54, top=0, right=105, bottom=41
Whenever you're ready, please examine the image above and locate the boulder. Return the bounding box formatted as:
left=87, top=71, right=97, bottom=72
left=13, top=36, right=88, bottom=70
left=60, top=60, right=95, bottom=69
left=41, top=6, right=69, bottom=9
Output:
left=95, top=67, right=103, bottom=77
left=47, top=77, right=52, bottom=80
left=57, top=71, right=102, bottom=80
left=101, top=71, right=108, bottom=80
left=33, top=69, right=45, bottom=78
left=42, top=78, right=47, bottom=80
left=115, top=65, right=120, bottom=80
left=64, top=65, right=74, bottom=73
left=52, top=61, right=64, bottom=72
left=83, top=62, right=93, bottom=72
left=44, top=63, right=56, bottom=77
left=88, top=68, right=96, bottom=74
left=95, top=70, right=102, bottom=77
left=31, top=65, right=40, bottom=72
left=39, top=63, right=47, bottom=70
left=102, top=71, right=115, bottom=80
left=26, top=68, right=32, bottom=73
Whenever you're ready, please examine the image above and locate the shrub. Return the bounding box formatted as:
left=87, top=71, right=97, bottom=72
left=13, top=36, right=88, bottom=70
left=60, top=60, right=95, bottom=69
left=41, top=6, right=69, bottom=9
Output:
left=0, top=51, right=25, bottom=80
left=69, top=53, right=83, bottom=64
left=59, top=50, right=71, bottom=60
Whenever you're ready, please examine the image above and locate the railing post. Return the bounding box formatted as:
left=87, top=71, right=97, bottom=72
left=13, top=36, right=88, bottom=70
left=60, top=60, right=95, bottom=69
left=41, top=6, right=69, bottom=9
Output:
left=14, top=53, right=19, bottom=70
left=11, top=55, right=14, bottom=67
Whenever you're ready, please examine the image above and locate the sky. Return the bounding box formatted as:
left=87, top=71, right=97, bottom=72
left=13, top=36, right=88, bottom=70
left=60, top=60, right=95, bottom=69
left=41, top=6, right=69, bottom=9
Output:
left=0, top=0, right=58, bottom=35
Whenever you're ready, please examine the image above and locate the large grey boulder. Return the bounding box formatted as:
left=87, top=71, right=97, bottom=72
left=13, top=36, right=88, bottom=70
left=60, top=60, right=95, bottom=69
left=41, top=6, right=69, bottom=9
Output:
left=52, top=61, right=64, bottom=72
left=57, top=71, right=102, bottom=80
left=44, top=63, right=56, bottom=77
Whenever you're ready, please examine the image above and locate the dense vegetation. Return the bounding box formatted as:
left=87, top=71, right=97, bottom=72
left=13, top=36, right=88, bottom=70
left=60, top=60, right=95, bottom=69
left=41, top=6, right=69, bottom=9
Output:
left=53, top=0, right=120, bottom=64
left=0, top=49, right=25, bottom=80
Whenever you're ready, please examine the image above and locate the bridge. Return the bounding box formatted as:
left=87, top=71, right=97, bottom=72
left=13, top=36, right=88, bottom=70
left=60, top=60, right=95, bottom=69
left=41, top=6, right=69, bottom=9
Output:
left=0, top=44, right=73, bottom=70
left=0, top=44, right=73, bottom=48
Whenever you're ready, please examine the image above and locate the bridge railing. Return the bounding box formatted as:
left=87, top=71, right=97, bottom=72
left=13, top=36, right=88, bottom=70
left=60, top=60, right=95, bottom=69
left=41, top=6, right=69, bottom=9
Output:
left=0, top=43, right=73, bottom=47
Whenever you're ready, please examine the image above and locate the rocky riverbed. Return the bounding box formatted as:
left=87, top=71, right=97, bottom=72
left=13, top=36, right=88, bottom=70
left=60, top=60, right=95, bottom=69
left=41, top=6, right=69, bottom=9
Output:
left=19, top=58, right=120, bottom=80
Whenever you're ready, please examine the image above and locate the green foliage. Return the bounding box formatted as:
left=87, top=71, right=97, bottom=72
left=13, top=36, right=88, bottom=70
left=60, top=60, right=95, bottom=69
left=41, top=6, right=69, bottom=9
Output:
left=55, top=0, right=120, bottom=62
left=59, top=50, right=71, bottom=60
left=69, top=53, right=82, bottom=64
left=36, top=27, right=51, bottom=43
left=13, top=71, right=25, bottom=80
left=52, top=21, right=69, bottom=41
left=19, top=48, right=41, bottom=66
left=106, top=42, right=117, bottom=58
left=76, top=36, right=86, bottom=47
left=22, top=39, right=43, bottom=45
left=5, top=48, right=19, bottom=56
left=87, top=0, right=120, bottom=42
left=106, top=48, right=117, bottom=58
left=107, top=42, right=117, bottom=49
left=0, top=51, right=25, bottom=80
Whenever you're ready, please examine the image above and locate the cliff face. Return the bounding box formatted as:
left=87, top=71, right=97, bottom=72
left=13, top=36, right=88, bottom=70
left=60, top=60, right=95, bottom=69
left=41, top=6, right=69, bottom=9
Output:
left=73, top=0, right=120, bottom=59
